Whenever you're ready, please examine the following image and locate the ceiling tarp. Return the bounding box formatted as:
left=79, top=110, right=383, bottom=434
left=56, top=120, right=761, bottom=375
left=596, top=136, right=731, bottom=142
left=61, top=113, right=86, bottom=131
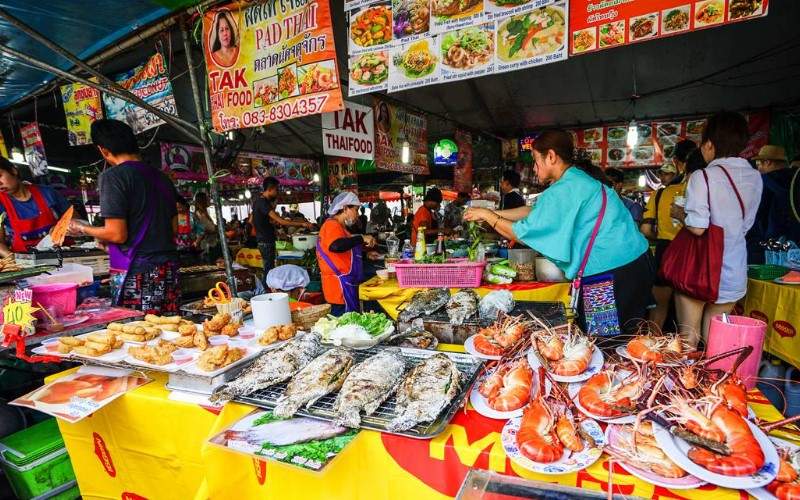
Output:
left=0, top=0, right=199, bottom=109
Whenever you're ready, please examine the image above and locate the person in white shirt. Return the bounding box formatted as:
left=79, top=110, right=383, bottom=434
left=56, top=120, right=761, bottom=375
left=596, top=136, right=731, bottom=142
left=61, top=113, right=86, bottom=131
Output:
left=670, top=112, right=763, bottom=346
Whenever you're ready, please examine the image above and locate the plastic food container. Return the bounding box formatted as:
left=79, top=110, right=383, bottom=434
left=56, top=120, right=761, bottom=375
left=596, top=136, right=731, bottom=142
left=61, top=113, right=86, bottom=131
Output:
left=209, top=335, right=230, bottom=347
left=170, top=349, right=194, bottom=365
left=42, top=339, right=60, bottom=352
left=237, top=326, right=256, bottom=340
left=27, top=263, right=93, bottom=286
left=376, top=269, right=389, bottom=280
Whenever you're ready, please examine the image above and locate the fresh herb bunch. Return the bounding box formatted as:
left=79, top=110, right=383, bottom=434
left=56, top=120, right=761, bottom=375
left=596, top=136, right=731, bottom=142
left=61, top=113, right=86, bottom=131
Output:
left=337, top=312, right=391, bottom=337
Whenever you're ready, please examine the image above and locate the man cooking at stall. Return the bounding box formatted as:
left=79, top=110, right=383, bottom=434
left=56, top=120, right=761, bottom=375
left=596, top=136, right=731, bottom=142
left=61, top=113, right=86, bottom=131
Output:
left=411, top=188, right=452, bottom=247
left=0, top=157, right=73, bottom=257
left=317, top=192, right=380, bottom=316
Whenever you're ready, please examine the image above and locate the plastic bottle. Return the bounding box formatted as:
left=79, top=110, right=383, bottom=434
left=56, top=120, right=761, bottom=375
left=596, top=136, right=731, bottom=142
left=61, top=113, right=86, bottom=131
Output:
left=386, top=232, right=400, bottom=258
left=414, top=227, right=426, bottom=260
left=435, top=232, right=444, bottom=256
left=401, top=239, right=413, bottom=259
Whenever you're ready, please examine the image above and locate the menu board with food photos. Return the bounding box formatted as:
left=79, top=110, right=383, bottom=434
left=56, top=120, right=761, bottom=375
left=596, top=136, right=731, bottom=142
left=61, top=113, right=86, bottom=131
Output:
left=569, top=0, right=769, bottom=56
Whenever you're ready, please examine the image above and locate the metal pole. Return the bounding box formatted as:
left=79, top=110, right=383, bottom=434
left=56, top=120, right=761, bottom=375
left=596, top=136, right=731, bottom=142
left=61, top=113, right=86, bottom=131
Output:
left=0, top=7, right=202, bottom=141
left=179, top=18, right=236, bottom=292
left=0, top=43, right=202, bottom=146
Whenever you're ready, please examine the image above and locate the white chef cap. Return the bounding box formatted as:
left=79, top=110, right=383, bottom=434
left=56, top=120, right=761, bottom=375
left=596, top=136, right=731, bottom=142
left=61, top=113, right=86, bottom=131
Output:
left=328, top=191, right=361, bottom=216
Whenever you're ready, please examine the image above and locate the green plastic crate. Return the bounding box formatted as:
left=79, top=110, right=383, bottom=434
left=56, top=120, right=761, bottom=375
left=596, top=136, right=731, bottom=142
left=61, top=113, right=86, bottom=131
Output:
left=0, top=419, right=78, bottom=500
left=748, top=264, right=788, bottom=281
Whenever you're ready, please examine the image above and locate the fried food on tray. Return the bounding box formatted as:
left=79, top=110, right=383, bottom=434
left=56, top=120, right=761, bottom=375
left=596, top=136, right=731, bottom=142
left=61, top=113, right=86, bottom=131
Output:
left=56, top=343, right=74, bottom=354
left=58, top=337, right=84, bottom=346
left=196, top=345, right=245, bottom=372
left=203, top=313, right=231, bottom=333
left=221, top=322, right=243, bottom=337
left=193, top=331, right=209, bottom=351
left=145, top=314, right=181, bottom=325
left=258, top=328, right=278, bottom=346
left=178, top=324, right=198, bottom=336
left=277, top=323, right=298, bottom=341
left=203, top=296, right=217, bottom=308
left=108, top=323, right=146, bottom=335
left=127, top=340, right=179, bottom=366
left=73, top=345, right=111, bottom=357
left=173, top=336, right=195, bottom=349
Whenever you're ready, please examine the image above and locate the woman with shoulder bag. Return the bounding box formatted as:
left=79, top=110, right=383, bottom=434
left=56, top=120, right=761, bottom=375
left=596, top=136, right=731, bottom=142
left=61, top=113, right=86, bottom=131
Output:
left=666, top=112, right=762, bottom=346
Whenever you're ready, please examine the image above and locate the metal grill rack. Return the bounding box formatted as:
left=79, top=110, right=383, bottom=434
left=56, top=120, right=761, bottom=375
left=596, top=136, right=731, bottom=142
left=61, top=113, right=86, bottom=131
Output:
left=418, top=300, right=567, bottom=328
left=236, top=346, right=485, bottom=440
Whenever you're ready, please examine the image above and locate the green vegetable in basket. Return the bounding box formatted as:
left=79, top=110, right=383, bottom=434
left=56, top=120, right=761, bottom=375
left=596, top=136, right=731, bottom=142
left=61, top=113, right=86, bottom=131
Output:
left=491, top=261, right=517, bottom=278
left=337, top=312, right=391, bottom=337
left=413, top=254, right=449, bottom=264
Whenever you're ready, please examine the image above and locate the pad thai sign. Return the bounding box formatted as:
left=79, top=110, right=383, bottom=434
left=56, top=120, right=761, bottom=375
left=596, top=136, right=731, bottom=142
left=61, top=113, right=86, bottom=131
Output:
left=203, top=0, right=344, bottom=132
left=569, top=0, right=769, bottom=56
left=321, top=101, right=375, bottom=160
left=61, top=81, right=103, bottom=146
left=373, top=98, right=429, bottom=174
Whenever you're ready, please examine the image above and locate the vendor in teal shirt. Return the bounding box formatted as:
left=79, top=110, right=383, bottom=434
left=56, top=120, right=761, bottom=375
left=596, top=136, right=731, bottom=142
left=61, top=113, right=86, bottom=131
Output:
left=464, top=129, right=655, bottom=336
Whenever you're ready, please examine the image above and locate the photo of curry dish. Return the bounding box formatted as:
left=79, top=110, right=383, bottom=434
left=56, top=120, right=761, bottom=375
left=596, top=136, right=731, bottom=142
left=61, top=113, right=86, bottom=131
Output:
left=497, top=7, right=566, bottom=62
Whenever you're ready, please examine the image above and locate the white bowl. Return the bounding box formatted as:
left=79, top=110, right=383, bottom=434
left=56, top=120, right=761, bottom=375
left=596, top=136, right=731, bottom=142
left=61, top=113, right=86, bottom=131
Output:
left=328, top=325, right=395, bottom=350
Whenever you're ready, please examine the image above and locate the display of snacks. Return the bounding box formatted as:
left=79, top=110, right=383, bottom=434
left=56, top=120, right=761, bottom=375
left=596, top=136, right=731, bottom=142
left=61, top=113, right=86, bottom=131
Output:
left=196, top=345, right=246, bottom=372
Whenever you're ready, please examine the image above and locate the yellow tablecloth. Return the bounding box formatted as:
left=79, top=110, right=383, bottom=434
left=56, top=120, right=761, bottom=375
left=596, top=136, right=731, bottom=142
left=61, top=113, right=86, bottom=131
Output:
left=236, top=248, right=263, bottom=268
left=359, top=277, right=572, bottom=320
left=741, top=278, right=800, bottom=368
left=48, top=359, right=788, bottom=500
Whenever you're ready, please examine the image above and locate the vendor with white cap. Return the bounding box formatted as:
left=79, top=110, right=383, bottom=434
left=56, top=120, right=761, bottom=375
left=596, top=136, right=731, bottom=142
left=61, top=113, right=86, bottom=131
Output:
left=266, top=264, right=309, bottom=301
left=317, top=192, right=379, bottom=316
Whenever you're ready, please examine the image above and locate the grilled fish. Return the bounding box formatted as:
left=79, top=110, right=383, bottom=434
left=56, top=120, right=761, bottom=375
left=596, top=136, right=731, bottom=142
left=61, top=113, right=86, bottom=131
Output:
left=273, top=347, right=355, bottom=418
left=398, top=288, right=450, bottom=322
left=446, top=289, right=480, bottom=326
left=388, top=353, right=461, bottom=432
left=224, top=414, right=347, bottom=447
left=210, top=333, right=320, bottom=404
left=332, top=348, right=407, bottom=428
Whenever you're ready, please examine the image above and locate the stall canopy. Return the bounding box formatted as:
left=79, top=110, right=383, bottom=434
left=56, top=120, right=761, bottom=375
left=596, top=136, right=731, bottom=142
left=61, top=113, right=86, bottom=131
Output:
left=0, top=0, right=798, bottom=157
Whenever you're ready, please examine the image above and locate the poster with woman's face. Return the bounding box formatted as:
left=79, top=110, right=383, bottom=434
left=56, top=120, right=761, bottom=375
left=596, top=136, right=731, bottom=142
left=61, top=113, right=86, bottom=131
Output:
left=208, top=9, right=240, bottom=68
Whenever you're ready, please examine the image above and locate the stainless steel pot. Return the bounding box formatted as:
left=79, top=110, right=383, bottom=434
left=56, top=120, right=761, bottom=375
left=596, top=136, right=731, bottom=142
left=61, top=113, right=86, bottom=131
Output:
left=535, top=257, right=569, bottom=282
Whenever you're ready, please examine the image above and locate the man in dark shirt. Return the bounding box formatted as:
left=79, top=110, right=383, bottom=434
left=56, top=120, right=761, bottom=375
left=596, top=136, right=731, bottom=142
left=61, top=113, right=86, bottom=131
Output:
left=70, top=119, right=180, bottom=314
left=500, top=169, right=525, bottom=210
left=251, top=176, right=314, bottom=286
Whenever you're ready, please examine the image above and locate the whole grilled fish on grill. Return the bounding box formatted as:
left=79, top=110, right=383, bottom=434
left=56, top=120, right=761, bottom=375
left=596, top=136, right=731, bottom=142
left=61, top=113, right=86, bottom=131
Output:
left=210, top=333, right=320, bottom=404
left=273, top=347, right=355, bottom=418
left=388, top=353, right=461, bottom=432
left=398, top=288, right=450, bottom=322
left=446, top=289, right=480, bottom=326
left=332, top=348, right=407, bottom=428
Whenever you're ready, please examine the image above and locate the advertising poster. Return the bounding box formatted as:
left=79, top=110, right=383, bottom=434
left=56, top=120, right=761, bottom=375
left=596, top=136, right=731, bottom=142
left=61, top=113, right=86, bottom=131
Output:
left=741, top=110, right=771, bottom=159
left=440, top=24, right=495, bottom=83
left=321, top=101, right=375, bottom=160
left=103, top=51, right=178, bottom=134
left=20, top=122, right=47, bottom=177
left=494, top=1, right=568, bottom=74
left=11, top=368, right=150, bottom=423
left=374, top=98, right=429, bottom=174
left=203, top=0, right=343, bottom=132
left=327, top=157, right=359, bottom=192
left=61, top=81, right=103, bottom=146
left=250, top=153, right=318, bottom=186
left=454, top=128, right=473, bottom=193
left=388, top=38, right=441, bottom=92
left=161, top=142, right=208, bottom=180
left=348, top=51, right=390, bottom=95
left=569, top=0, right=770, bottom=56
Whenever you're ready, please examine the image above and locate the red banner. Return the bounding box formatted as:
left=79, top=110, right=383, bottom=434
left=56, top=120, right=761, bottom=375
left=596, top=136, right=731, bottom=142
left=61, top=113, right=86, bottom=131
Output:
left=569, top=0, right=769, bottom=56
left=454, top=129, right=473, bottom=193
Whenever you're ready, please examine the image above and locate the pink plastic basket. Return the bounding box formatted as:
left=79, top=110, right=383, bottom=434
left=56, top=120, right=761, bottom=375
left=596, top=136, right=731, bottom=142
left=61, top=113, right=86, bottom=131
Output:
left=393, top=259, right=486, bottom=288
left=30, top=283, right=78, bottom=320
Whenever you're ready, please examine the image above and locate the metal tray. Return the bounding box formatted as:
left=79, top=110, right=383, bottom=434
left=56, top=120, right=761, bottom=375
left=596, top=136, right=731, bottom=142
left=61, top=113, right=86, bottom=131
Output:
left=235, top=346, right=485, bottom=440
left=180, top=299, right=253, bottom=320
left=411, top=300, right=567, bottom=328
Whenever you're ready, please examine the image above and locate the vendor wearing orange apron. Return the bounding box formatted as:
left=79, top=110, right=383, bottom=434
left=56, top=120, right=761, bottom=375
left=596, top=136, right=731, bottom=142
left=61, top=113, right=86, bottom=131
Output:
left=317, top=192, right=378, bottom=316
left=0, top=157, right=72, bottom=257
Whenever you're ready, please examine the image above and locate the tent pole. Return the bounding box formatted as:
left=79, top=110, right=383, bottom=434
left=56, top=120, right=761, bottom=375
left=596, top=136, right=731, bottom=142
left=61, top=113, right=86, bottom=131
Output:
left=179, top=19, right=236, bottom=292
left=0, top=43, right=202, bottom=146
left=0, top=7, right=202, bottom=143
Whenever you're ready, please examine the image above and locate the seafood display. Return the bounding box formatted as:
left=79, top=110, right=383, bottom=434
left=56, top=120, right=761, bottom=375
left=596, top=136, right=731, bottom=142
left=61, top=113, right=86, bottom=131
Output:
left=605, top=422, right=689, bottom=480
left=210, top=333, right=321, bottom=403
left=446, top=289, right=480, bottom=326
left=398, top=288, right=450, bottom=322
left=393, top=0, right=429, bottom=38
left=350, top=5, right=392, bottom=48
left=388, top=325, right=438, bottom=349
left=224, top=415, right=347, bottom=447
left=388, top=353, right=461, bottom=432
left=624, top=331, right=692, bottom=363
left=472, top=314, right=529, bottom=357
left=497, top=8, right=566, bottom=62
left=333, top=349, right=407, bottom=427
left=273, top=347, right=356, bottom=418
left=576, top=367, right=647, bottom=419
left=349, top=52, right=389, bottom=86
left=441, top=27, right=494, bottom=71
left=532, top=325, right=595, bottom=378
left=478, top=358, right=532, bottom=412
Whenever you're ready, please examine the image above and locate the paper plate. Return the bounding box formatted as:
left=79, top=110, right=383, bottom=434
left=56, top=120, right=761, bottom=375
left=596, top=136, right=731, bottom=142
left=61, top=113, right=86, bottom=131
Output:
left=653, top=419, right=779, bottom=489
left=464, top=334, right=502, bottom=360
left=746, top=436, right=799, bottom=500
left=568, top=380, right=637, bottom=424
left=528, top=344, right=604, bottom=383
left=604, top=424, right=706, bottom=489
left=501, top=416, right=605, bottom=475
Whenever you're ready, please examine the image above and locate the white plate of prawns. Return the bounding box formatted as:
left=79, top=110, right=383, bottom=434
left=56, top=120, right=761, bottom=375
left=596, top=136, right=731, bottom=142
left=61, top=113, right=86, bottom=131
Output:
left=528, top=343, right=604, bottom=383
left=469, top=363, right=552, bottom=420
left=747, top=436, right=800, bottom=500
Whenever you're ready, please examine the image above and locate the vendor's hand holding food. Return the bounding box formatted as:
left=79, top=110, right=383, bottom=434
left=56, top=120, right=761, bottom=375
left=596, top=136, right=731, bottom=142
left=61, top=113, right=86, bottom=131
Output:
left=66, top=219, right=86, bottom=236
left=362, top=235, right=377, bottom=248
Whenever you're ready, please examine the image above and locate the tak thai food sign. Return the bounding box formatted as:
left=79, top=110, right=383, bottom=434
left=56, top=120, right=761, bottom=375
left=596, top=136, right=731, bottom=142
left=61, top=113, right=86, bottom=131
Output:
left=569, top=0, right=769, bottom=55
left=203, top=0, right=344, bottom=132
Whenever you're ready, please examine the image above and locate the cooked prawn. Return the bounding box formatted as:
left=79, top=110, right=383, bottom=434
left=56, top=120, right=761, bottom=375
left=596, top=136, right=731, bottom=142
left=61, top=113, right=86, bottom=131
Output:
left=712, top=375, right=748, bottom=418
left=686, top=405, right=765, bottom=476
left=577, top=369, right=646, bottom=418
left=606, top=423, right=687, bottom=479
left=516, top=390, right=563, bottom=463
left=555, top=409, right=583, bottom=452
left=474, top=315, right=528, bottom=356
left=549, top=336, right=593, bottom=377
left=536, top=334, right=563, bottom=361
left=478, top=359, right=532, bottom=412
left=767, top=454, right=800, bottom=500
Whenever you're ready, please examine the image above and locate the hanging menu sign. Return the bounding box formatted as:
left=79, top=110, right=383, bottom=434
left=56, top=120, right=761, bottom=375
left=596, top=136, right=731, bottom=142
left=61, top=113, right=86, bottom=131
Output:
left=327, top=157, right=359, bottom=192
left=495, top=1, right=568, bottom=74
left=485, top=0, right=553, bottom=22
left=348, top=51, right=390, bottom=95
left=203, top=0, right=344, bottom=132
left=61, top=81, right=103, bottom=146
left=440, top=24, right=495, bottom=82
left=389, top=38, right=442, bottom=92
left=569, top=0, right=770, bottom=56
left=373, top=98, right=429, bottom=174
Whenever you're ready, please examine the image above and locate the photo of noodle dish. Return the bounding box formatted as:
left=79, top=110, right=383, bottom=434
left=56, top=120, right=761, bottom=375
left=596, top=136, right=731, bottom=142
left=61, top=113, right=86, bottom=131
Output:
left=393, top=0, right=429, bottom=38
left=497, top=6, right=566, bottom=63
left=662, top=6, right=691, bottom=33
left=572, top=28, right=596, bottom=53
left=349, top=52, right=389, bottom=86
left=441, top=26, right=494, bottom=72
left=393, top=40, right=438, bottom=79
left=630, top=13, right=658, bottom=40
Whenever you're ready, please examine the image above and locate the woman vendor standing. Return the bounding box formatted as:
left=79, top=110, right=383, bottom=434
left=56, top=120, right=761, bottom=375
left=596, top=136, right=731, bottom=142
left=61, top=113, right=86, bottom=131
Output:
left=317, top=192, right=379, bottom=316
left=464, top=129, right=655, bottom=336
left=0, top=157, right=71, bottom=257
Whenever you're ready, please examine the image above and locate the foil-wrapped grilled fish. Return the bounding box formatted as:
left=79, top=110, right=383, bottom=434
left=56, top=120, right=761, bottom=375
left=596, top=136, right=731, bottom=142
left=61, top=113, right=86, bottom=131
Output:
left=398, top=288, right=450, bottom=322
left=210, top=333, right=320, bottom=404
left=332, top=348, right=407, bottom=428
left=388, top=353, right=461, bottom=432
left=273, top=347, right=355, bottom=418
left=446, top=289, right=480, bottom=326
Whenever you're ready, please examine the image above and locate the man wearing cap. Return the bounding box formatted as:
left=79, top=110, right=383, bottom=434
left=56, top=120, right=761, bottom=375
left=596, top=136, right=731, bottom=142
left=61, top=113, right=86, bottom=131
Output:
left=747, top=145, right=800, bottom=263
left=317, top=192, right=379, bottom=315
left=411, top=188, right=453, bottom=247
